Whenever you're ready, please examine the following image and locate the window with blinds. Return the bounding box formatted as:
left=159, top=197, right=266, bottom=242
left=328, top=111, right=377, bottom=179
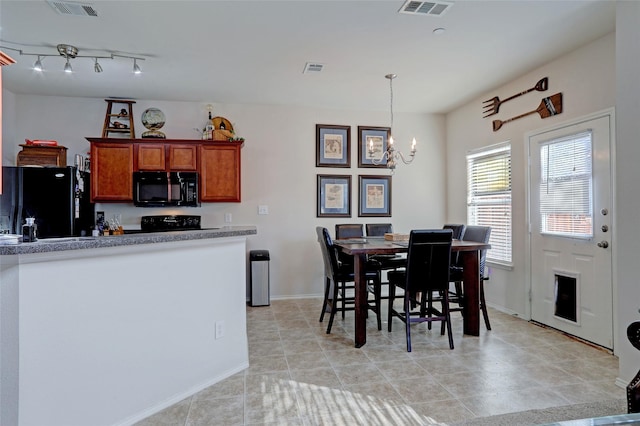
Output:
left=539, top=131, right=593, bottom=239
left=467, top=143, right=512, bottom=264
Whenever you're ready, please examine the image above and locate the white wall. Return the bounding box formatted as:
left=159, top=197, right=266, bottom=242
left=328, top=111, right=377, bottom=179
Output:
left=615, top=1, right=640, bottom=386
left=2, top=94, right=446, bottom=299
left=445, top=32, right=615, bottom=318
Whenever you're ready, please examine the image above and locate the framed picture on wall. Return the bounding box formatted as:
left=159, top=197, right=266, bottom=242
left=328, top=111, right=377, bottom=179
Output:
left=317, top=174, right=351, bottom=217
left=358, top=175, right=391, bottom=217
left=358, top=126, right=390, bottom=168
left=316, top=124, right=351, bottom=167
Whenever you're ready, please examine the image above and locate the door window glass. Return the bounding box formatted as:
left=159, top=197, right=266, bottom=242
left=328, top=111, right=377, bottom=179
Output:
left=539, top=131, right=593, bottom=238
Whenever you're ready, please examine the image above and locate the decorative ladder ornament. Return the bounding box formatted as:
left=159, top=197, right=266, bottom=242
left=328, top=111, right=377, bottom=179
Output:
left=102, top=99, right=136, bottom=138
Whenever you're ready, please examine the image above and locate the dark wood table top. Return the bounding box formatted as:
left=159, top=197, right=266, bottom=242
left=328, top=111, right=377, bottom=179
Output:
left=334, top=237, right=490, bottom=255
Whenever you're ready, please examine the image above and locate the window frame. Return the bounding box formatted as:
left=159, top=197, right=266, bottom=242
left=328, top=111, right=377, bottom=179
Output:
left=466, top=142, right=512, bottom=266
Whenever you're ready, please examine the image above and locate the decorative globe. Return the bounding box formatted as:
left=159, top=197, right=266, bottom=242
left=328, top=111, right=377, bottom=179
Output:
left=141, top=107, right=166, bottom=138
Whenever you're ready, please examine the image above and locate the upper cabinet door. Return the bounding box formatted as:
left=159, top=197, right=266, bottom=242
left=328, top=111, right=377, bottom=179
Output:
left=199, top=144, right=241, bottom=202
left=91, top=142, right=134, bottom=201
left=169, top=144, right=197, bottom=171
left=136, top=144, right=166, bottom=171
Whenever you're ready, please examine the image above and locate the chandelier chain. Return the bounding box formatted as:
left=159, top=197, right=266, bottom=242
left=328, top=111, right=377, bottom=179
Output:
left=389, top=75, right=394, bottom=132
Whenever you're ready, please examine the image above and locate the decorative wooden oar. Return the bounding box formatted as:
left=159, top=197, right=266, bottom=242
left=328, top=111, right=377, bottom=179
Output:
left=483, top=77, right=548, bottom=117
left=492, top=92, right=563, bottom=132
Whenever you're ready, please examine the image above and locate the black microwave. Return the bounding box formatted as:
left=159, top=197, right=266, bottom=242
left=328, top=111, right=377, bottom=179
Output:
left=133, top=171, right=199, bottom=207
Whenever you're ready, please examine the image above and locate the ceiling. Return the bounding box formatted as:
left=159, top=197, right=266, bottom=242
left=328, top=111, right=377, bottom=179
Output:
left=0, top=0, right=615, bottom=114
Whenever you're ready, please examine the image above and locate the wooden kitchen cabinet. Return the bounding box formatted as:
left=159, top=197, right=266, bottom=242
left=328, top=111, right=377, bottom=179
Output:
left=199, top=143, right=242, bottom=202
left=136, top=143, right=197, bottom=171
left=87, top=138, right=242, bottom=202
left=136, top=143, right=165, bottom=170
left=89, top=141, right=134, bottom=201
left=169, top=144, right=197, bottom=171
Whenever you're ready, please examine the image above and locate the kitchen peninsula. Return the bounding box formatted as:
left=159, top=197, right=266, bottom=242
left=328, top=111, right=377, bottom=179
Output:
left=0, top=226, right=256, bottom=426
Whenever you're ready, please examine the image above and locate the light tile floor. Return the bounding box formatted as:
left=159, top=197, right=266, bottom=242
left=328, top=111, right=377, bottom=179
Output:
left=136, top=298, right=624, bottom=425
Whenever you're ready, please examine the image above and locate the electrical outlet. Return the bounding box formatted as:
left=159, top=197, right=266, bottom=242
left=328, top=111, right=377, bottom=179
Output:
left=224, top=213, right=232, bottom=223
left=215, top=321, right=225, bottom=339
left=258, top=205, right=269, bottom=215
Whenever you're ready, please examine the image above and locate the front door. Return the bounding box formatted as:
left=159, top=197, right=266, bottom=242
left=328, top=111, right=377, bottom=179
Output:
left=528, top=112, right=613, bottom=349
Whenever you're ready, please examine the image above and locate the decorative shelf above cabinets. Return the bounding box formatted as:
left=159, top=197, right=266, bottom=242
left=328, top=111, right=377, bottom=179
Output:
left=86, top=138, right=243, bottom=203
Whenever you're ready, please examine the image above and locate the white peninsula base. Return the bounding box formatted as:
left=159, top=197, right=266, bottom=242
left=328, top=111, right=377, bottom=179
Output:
left=1, top=234, right=250, bottom=426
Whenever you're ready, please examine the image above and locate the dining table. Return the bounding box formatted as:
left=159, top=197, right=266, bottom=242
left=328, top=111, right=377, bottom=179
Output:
left=334, top=237, right=491, bottom=348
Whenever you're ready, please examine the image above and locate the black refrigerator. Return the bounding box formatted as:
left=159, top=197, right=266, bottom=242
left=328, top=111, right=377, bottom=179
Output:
left=0, top=166, right=95, bottom=238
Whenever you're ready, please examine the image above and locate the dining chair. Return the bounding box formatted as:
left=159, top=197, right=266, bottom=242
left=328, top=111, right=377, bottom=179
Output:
left=365, top=223, right=407, bottom=270
left=334, top=223, right=364, bottom=265
left=335, top=223, right=365, bottom=239
left=443, top=224, right=466, bottom=240
left=387, top=229, right=454, bottom=352
left=316, top=227, right=382, bottom=333
left=449, top=225, right=492, bottom=330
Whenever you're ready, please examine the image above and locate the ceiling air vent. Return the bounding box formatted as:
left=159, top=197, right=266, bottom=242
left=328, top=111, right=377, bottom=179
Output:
left=303, top=62, right=324, bottom=74
left=399, top=0, right=453, bottom=17
left=47, top=1, right=98, bottom=17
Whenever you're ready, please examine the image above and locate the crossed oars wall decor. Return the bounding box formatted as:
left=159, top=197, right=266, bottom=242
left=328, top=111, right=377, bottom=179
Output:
left=483, top=76, right=563, bottom=131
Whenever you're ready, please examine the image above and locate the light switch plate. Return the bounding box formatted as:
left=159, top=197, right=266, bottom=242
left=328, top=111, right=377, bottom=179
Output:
left=224, top=213, right=232, bottom=223
left=258, top=205, right=269, bottom=215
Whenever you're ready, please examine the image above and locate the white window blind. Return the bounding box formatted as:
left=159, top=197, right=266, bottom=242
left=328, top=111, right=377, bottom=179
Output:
left=467, top=143, right=512, bottom=264
left=539, top=131, right=593, bottom=239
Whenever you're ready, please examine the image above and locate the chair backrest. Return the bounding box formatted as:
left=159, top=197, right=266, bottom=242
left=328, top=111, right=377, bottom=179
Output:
left=443, top=224, right=466, bottom=240
left=366, top=223, right=393, bottom=237
left=316, top=226, right=340, bottom=280
left=404, top=229, right=453, bottom=295
left=461, top=225, right=491, bottom=277
left=335, top=224, right=364, bottom=239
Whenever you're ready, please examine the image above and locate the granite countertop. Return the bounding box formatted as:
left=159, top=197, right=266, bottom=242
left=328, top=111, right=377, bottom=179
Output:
left=0, top=226, right=257, bottom=255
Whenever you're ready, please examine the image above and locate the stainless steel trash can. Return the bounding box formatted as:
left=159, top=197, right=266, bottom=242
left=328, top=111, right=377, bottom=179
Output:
left=250, top=250, right=270, bottom=306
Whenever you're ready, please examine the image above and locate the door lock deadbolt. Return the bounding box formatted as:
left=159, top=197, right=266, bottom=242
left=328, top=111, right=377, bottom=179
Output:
left=601, top=208, right=609, bottom=216
left=601, top=225, right=609, bottom=232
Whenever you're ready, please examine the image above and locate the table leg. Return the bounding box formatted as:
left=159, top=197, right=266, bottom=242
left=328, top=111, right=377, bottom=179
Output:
left=461, top=250, right=480, bottom=336
left=354, top=253, right=368, bottom=348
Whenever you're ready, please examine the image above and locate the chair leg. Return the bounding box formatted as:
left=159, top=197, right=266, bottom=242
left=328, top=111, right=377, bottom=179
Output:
left=404, top=291, right=412, bottom=352
left=374, top=279, right=382, bottom=331
left=341, top=282, right=346, bottom=320
left=443, top=292, right=454, bottom=350
left=427, top=291, right=433, bottom=330
left=388, top=283, right=396, bottom=332
left=319, top=277, right=331, bottom=323
left=480, top=280, right=491, bottom=330
left=326, top=279, right=340, bottom=334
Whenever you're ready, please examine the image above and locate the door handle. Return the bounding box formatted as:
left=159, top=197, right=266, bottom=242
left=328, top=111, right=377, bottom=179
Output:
left=597, top=241, right=609, bottom=249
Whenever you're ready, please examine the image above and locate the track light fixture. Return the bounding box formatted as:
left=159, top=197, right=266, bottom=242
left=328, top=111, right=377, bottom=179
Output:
left=0, top=42, right=146, bottom=75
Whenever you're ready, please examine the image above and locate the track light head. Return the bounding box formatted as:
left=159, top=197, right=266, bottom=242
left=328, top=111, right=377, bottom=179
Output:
left=94, top=58, right=103, bottom=73
left=133, top=58, right=141, bottom=74
left=64, top=58, right=73, bottom=73
left=33, top=56, right=43, bottom=72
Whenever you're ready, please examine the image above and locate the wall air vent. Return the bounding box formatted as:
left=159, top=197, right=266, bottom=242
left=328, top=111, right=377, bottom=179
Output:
left=399, top=0, right=453, bottom=17
left=47, top=1, right=98, bottom=17
left=303, top=62, right=324, bottom=74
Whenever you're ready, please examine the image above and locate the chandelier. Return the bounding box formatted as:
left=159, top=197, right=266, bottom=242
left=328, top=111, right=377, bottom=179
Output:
left=368, top=73, right=416, bottom=174
left=0, top=43, right=145, bottom=74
